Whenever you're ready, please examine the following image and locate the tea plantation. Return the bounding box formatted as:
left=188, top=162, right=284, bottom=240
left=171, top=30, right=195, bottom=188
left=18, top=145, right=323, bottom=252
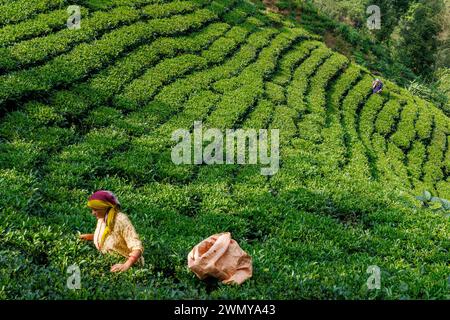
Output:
left=0, top=0, right=449, bottom=299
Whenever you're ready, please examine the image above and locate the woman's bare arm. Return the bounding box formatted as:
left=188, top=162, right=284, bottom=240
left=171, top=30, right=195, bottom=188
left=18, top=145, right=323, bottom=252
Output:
left=79, top=234, right=94, bottom=241
left=111, top=249, right=142, bottom=272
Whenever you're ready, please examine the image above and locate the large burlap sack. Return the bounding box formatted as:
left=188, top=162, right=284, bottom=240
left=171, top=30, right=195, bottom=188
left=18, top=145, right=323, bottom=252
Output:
left=187, top=232, right=252, bottom=285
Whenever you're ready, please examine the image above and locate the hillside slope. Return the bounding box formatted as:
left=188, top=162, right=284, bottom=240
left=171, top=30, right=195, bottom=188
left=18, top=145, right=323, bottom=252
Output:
left=0, top=0, right=449, bottom=299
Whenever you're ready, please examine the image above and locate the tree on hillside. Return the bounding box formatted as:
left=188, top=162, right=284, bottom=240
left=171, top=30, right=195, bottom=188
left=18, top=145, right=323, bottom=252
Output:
left=393, top=0, right=444, bottom=77
left=371, top=0, right=415, bottom=41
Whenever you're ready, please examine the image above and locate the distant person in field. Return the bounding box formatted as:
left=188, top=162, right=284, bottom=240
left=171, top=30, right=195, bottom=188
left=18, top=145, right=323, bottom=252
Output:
left=79, top=190, right=144, bottom=272
left=372, top=78, right=383, bottom=94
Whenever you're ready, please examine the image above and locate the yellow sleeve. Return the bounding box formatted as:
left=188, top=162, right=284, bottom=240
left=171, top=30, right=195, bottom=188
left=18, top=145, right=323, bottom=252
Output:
left=118, top=213, right=144, bottom=254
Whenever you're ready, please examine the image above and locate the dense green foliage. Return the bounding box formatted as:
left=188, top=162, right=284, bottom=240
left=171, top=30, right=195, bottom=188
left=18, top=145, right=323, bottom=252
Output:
left=0, top=0, right=449, bottom=300
left=393, top=1, right=444, bottom=77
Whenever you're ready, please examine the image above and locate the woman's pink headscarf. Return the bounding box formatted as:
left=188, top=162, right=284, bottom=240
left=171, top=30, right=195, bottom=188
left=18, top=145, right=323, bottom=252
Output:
left=87, top=190, right=121, bottom=208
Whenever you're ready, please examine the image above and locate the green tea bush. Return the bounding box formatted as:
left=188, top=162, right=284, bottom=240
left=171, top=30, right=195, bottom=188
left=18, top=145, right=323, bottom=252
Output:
left=359, top=94, right=385, bottom=149
left=407, top=140, right=426, bottom=181
left=415, top=99, right=434, bottom=141
left=300, top=53, right=348, bottom=143
left=0, top=2, right=229, bottom=104
left=0, top=169, right=36, bottom=211
left=272, top=41, right=320, bottom=86
left=375, top=99, right=403, bottom=137
left=0, top=139, right=41, bottom=171
left=0, top=6, right=141, bottom=71
left=0, top=0, right=65, bottom=26
left=114, top=54, right=208, bottom=110
left=287, top=45, right=330, bottom=116
left=264, top=81, right=285, bottom=104
left=422, top=112, right=447, bottom=185
left=0, top=8, right=81, bottom=47
left=391, top=101, right=418, bottom=150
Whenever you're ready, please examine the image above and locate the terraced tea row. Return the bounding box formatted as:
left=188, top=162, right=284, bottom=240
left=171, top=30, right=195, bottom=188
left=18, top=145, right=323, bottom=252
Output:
left=0, top=0, right=207, bottom=72
left=0, top=0, right=234, bottom=105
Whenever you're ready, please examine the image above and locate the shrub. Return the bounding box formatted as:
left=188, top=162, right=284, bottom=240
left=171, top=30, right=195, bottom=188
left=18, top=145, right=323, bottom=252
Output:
left=407, top=140, right=426, bottom=181
left=0, top=2, right=231, bottom=104
left=0, top=6, right=141, bottom=71
left=0, top=0, right=65, bottom=26
left=415, top=99, right=434, bottom=141
left=375, top=99, right=402, bottom=137
left=391, top=101, right=418, bottom=149
left=264, top=82, right=285, bottom=104
left=0, top=8, right=80, bottom=47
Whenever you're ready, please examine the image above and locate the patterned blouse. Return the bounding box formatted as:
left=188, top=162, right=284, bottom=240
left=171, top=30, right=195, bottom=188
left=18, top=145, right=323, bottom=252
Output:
left=94, top=211, right=144, bottom=265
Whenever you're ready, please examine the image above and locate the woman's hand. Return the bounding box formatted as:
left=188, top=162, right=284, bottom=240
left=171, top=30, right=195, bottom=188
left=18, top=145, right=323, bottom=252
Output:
left=110, top=250, right=141, bottom=272
left=79, top=234, right=94, bottom=241
left=111, top=262, right=132, bottom=273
